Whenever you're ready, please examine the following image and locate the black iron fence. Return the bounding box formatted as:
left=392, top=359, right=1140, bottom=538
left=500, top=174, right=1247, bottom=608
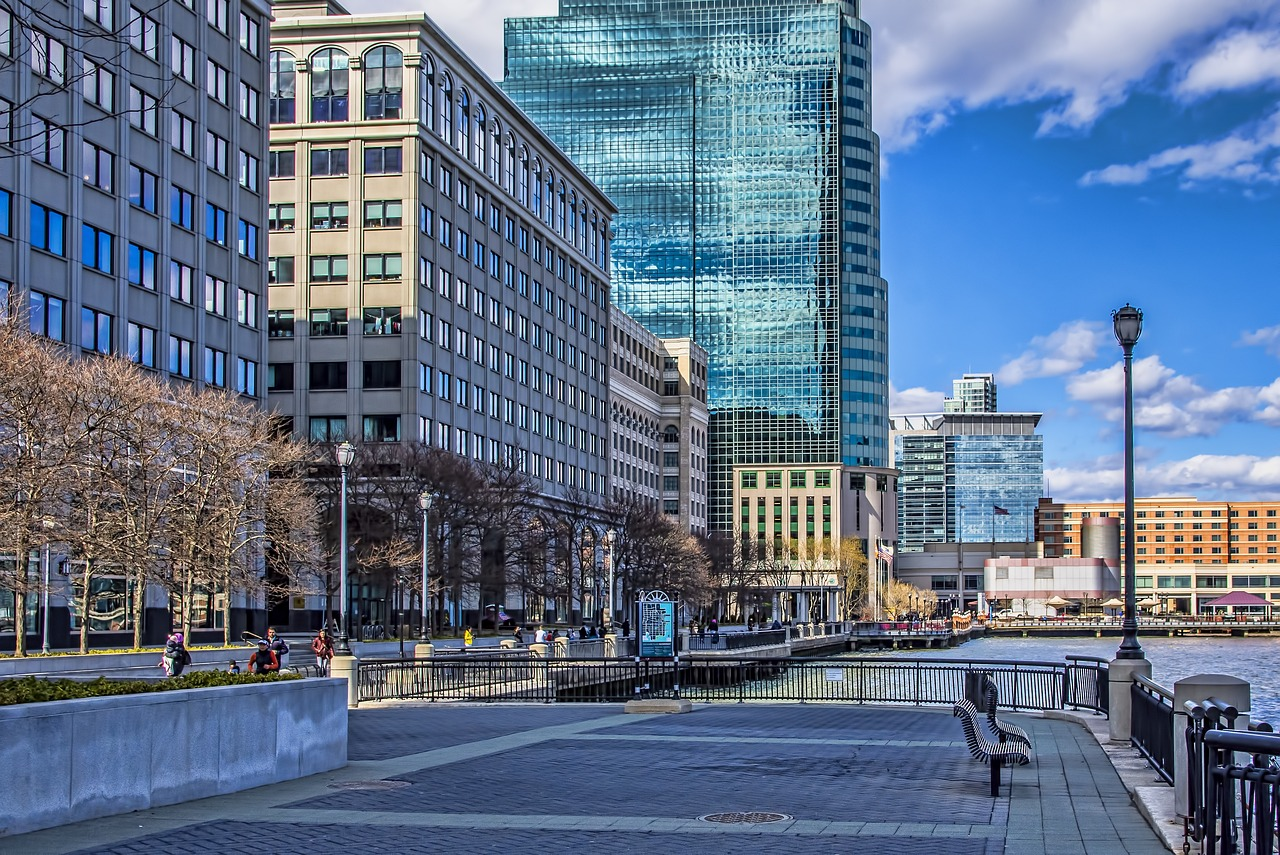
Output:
left=356, top=653, right=1110, bottom=711
left=1130, top=675, right=1175, bottom=784
left=686, top=629, right=787, bottom=652
left=1192, top=727, right=1280, bottom=854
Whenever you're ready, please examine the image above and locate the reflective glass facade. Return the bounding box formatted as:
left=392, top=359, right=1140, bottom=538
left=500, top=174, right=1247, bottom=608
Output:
left=502, top=0, right=888, bottom=530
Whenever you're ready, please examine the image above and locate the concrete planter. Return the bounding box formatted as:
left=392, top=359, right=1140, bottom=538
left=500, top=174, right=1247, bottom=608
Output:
left=0, top=677, right=347, bottom=837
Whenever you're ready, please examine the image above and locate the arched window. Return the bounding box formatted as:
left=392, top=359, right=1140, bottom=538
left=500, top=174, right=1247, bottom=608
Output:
left=568, top=191, right=578, bottom=240
left=456, top=89, right=470, bottom=154
left=556, top=181, right=566, bottom=235
left=517, top=146, right=529, bottom=206
left=420, top=56, right=435, bottom=132
left=502, top=134, right=514, bottom=193
left=438, top=72, right=452, bottom=141
left=488, top=121, right=501, bottom=180
left=473, top=104, right=487, bottom=166
left=310, top=48, right=349, bottom=122
left=363, top=46, right=402, bottom=119
left=268, top=50, right=296, bottom=124
left=531, top=158, right=542, bottom=216
left=664, top=426, right=678, bottom=444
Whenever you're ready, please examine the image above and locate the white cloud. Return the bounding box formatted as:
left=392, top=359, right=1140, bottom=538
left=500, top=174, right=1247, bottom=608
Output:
left=1066, top=355, right=1280, bottom=436
left=1048, top=453, right=1280, bottom=501
left=1176, top=27, right=1280, bottom=97
left=865, top=0, right=1274, bottom=151
left=1079, top=105, right=1280, bottom=187
left=889, top=383, right=946, bottom=414
left=1242, top=324, right=1280, bottom=356
left=996, top=320, right=1107, bottom=386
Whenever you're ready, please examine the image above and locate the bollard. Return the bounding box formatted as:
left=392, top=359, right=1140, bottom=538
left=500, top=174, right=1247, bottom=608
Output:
left=603, top=631, right=616, bottom=658
left=553, top=637, right=569, bottom=658
left=330, top=651, right=361, bottom=709
left=499, top=639, right=516, bottom=649
left=1172, top=674, right=1250, bottom=817
left=1107, top=656, right=1153, bottom=743
left=528, top=642, right=549, bottom=658
left=413, top=642, right=434, bottom=659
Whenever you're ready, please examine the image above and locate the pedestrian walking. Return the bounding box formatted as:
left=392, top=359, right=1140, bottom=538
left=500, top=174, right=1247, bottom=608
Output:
left=160, top=631, right=191, bottom=678
left=464, top=627, right=474, bottom=647
left=310, top=628, right=334, bottom=676
left=513, top=626, right=524, bottom=645
left=621, top=619, right=630, bottom=638
left=266, top=627, right=290, bottom=670
left=247, top=640, right=279, bottom=674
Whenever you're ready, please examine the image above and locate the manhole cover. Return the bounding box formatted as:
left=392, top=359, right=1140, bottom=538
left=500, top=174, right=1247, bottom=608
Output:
left=699, top=812, right=792, bottom=824
left=327, top=780, right=413, bottom=791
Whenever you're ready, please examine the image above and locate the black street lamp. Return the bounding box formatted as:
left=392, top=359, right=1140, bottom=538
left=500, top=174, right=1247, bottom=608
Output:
left=1113, top=304, right=1145, bottom=661
left=334, top=440, right=355, bottom=655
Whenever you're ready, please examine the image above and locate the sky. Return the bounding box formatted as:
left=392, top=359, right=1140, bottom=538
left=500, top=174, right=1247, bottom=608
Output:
left=344, top=0, right=1280, bottom=503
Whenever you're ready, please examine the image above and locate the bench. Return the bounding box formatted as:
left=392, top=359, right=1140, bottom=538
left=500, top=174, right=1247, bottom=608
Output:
left=982, top=677, right=1033, bottom=748
left=953, top=699, right=1031, bottom=796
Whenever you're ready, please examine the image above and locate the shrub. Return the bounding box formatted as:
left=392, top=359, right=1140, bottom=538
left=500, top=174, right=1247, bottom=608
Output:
left=0, top=671, right=302, bottom=707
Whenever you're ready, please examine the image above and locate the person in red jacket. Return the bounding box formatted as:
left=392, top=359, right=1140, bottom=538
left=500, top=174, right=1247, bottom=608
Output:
left=247, top=640, right=279, bottom=674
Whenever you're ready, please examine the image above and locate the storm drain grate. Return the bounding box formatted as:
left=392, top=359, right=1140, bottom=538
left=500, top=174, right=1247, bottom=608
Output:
left=327, top=780, right=413, bottom=791
left=699, top=812, right=792, bottom=824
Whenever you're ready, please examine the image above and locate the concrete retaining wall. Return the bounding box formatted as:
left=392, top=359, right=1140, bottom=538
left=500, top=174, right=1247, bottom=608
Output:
left=0, top=677, right=348, bottom=837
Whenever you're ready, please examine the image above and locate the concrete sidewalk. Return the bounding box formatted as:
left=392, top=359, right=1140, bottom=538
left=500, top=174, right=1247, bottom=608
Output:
left=5, top=704, right=1172, bottom=854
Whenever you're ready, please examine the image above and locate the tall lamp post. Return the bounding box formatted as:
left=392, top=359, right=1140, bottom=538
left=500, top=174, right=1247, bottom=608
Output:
left=334, top=440, right=355, bottom=655
left=418, top=491, right=433, bottom=640
left=1114, top=304, right=1145, bottom=661
left=605, top=528, right=616, bottom=630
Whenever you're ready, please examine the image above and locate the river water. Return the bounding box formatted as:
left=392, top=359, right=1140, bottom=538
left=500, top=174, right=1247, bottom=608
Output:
left=873, top=634, right=1280, bottom=724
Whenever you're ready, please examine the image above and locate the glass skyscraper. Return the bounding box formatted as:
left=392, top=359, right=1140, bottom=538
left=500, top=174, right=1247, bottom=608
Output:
left=502, top=0, right=889, bottom=531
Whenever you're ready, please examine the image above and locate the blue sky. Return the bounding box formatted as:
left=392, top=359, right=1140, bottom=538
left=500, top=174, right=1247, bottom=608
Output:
left=350, top=0, right=1280, bottom=502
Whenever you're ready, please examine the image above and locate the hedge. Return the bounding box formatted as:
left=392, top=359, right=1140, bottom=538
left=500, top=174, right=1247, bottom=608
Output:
left=0, top=671, right=303, bottom=706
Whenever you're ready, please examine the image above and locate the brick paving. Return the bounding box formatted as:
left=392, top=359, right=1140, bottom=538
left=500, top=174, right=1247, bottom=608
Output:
left=3, top=703, right=1171, bottom=855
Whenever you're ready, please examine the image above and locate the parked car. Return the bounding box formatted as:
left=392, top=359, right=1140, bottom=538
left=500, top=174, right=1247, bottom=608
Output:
left=994, top=609, right=1028, bottom=620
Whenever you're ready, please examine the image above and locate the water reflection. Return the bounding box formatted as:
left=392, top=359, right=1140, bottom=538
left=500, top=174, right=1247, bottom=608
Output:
left=868, top=635, right=1280, bottom=724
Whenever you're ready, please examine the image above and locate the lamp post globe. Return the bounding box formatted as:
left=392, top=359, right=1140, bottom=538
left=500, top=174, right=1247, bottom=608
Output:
left=1112, top=304, right=1145, bottom=661
left=418, top=491, right=434, bottom=640
left=333, top=441, right=355, bottom=655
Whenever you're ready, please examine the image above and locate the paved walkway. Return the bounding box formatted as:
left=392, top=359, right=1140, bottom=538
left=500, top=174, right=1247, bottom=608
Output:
left=5, top=704, right=1171, bottom=854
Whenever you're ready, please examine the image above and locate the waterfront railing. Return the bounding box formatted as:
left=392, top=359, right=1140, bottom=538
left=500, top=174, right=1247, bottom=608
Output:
left=356, top=654, right=1110, bottom=711
left=1131, top=675, right=1175, bottom=783
left=1190, top=725, right=1280, bottom=854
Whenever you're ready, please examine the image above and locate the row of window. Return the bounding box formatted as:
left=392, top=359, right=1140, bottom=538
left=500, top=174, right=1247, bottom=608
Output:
left=741, top=470, right=835, bottom=490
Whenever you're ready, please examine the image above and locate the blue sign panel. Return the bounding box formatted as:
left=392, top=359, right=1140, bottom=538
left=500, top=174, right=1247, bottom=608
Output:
left=638, top=600, right=675, bottom=658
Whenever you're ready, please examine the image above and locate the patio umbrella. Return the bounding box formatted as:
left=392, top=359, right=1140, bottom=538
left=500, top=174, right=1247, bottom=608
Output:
left=1137, top=597, right=1160, bottom=608
left=1101, top=598, right=1125, bottom=608
left=1044, top=596, right=1071, bottom=607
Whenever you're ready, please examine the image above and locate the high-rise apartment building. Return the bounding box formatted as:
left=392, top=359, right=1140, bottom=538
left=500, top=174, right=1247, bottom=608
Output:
left=892, top=411, right=1044, bottom=553
left=944, top=373, right=997, bottom=413
left=0, top=0, right=272, bottom=393
left=502, top=0, right=894, bottom=550
left=608, top=306, right=709, bottom=535
left=266, top=0, right=614, bottom=508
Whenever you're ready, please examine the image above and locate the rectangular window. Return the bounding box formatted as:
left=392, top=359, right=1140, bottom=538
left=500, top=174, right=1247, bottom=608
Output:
left=362, top=307, right=402, bottom=335
left=363, top=145, right=401, bottom=174
left=268, top=203, right=295, bottom=231
left=171, top=36, right=195, bottom=82
left=363, top=253, right=401, bottom=280
left=309, top=361, right=347, bottom=390
left=30, top=31, right=66, bottom=83
left=205, top=203, right=228, bottom=245
left=168, top=335, right=193, bottom=377
left=79, top=307, right=112, bottom=353
left=235, top=357, right=257, bottom=395
left=238, top=82, right=259, bottom=124
left=268, top=149, right=295, bottom=178
left=268, top=256, right=294, bottom=284
left=127, top=322, right=156, bottom=367
left=267, top=309, right=294, bottom=338
left=128, top=87, right=157, bottom=134
left=81, top=140, right=113, bottom=191
left=169, top=261, right=193, bottom=302
left=310, top=255, right=347, bottom=282
left=238, top=11, right=259, bottom=55
left=309, top=309, right=348, bottom=337
left=310, top=201, right=348, bottom=230
left=30, top=203, right=66, bottom=255
left=267, top=362, right=293, bottom=392
left=206, top=59, right=229, bottom=105
left=362, top=415, right=400, bottom=443
left=203, top=346, right=226, bottom=386
left=129, top=8, right=158, bottom=58
left=29, top=291, right=65, bottom=340
left=236, top=288, right=257, bottom=326
left=237, top=219, right=258, bottom=258
left=790, top=471, right=806, bottom=488
left=32, top=116, right=65, bottom=169
left=206, top=0, right=228, bottom=32
left=126, top=243, right=157, bottom=290
left=170, top=186, right=194, bottom=229
left=239, top=151, right=259, bottom=191
left=83, top=0, right=113, bottom=27
left=310, top=147, right=348, bottom=176
left=81, top=59, right=115, bottom=110
left=363, top=199, right=402, bottom=228
left=171, top=110, right=195, bottom=157
left=204, top=275, right=227, bottom=316
left=205, top=131, right=228, bottom=174
left=363, top=360, right=401, bottom=389
left=309, top=417, right=347, bottom=443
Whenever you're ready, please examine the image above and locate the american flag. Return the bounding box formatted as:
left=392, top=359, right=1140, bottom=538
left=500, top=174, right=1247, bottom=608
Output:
left=876, top=542, right=893, bottom=562
left=992, top=505, right=1010, bottom=516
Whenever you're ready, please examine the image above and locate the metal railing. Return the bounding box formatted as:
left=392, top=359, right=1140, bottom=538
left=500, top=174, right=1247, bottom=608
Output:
left=1196, top=728, right=1280, bottom=854
left=356, top=654, right=1110, bottom=711
left=1130, top=675, right=1175, bottom=784
left=686, top=629, right=786, bottom=651
left=1064, top=655, right=1110, bottom=714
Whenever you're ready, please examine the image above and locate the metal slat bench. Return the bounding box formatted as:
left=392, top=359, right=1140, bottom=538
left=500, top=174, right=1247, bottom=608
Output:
left=953, top=698, right=1031, bottom=796
left=982, top=676, right=1033, bottom=748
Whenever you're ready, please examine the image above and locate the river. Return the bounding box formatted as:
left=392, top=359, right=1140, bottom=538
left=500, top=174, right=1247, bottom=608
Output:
left=876, top=634, right=1280, bottom=723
